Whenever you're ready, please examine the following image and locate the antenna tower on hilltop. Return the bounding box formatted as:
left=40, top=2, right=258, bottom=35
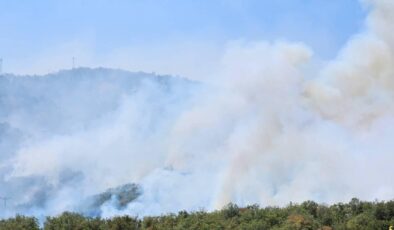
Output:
left=0, top=196, right=10, bottom=208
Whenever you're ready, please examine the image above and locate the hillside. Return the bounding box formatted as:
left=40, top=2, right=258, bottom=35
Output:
left=0, top=68, right=199, bottom=217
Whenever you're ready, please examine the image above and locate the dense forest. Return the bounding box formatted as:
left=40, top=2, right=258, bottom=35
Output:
left=1, top=198, right=394, bottom=229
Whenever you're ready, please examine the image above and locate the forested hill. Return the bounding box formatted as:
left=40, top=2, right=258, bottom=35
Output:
left=0, top=68, right=199, bottom=217
left=1, top=198, right=394, bottom=229
left=0, top=67, right=196, bottom=134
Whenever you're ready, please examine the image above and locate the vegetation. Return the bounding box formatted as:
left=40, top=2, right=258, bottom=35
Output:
left=2, top=198, right=394, bottom=229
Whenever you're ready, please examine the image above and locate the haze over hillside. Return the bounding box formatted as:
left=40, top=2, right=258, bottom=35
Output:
left=0, top=68, right=199, bottom=217
left=1, top=0, right=394, bottom=223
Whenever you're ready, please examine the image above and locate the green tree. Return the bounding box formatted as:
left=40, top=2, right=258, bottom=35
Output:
left=0, top=215, right=39, bottom=230
left=346, top=213, right=378, bottom=230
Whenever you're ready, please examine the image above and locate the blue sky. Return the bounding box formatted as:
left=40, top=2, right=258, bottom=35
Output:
left=0, top=0, right=366, bottom=77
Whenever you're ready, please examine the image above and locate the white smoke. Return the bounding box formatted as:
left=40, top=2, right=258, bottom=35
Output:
left=1, top=0, right=394, bottom=219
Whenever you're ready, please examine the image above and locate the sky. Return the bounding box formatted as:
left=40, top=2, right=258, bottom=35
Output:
left=0, top=0, right=366, bottom=78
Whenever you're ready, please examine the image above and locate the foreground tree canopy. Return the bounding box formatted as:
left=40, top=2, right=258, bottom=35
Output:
left=1, top=198, right=394, bottom=230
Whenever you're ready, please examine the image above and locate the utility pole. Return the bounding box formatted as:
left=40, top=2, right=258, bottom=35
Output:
left=0, top=196, right=10, bottom=208
left=72, top=57, right=75, bottom=69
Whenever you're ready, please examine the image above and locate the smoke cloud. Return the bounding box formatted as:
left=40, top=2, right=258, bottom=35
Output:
left=0, top=0, right=394, bottom=219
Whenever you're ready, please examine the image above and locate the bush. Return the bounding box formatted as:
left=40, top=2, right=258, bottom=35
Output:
left=1, top=198, right=394, bottom=230
left=0, top=215, right=39, bottom=230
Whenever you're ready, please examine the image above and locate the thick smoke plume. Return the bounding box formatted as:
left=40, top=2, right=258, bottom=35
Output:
left=1, top=0, right=394, bottom=219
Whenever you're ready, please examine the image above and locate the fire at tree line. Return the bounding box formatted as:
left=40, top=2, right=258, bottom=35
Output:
left=1, top=198, right=394, bottom=229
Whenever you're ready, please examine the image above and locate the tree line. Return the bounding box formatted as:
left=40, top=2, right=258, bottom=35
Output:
left=1, top=198, right=394, bottom=229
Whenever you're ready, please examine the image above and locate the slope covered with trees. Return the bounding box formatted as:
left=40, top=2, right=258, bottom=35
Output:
left=1, top=198, right=394, bottom=229
left=0, top=68, right=199, bottom=216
